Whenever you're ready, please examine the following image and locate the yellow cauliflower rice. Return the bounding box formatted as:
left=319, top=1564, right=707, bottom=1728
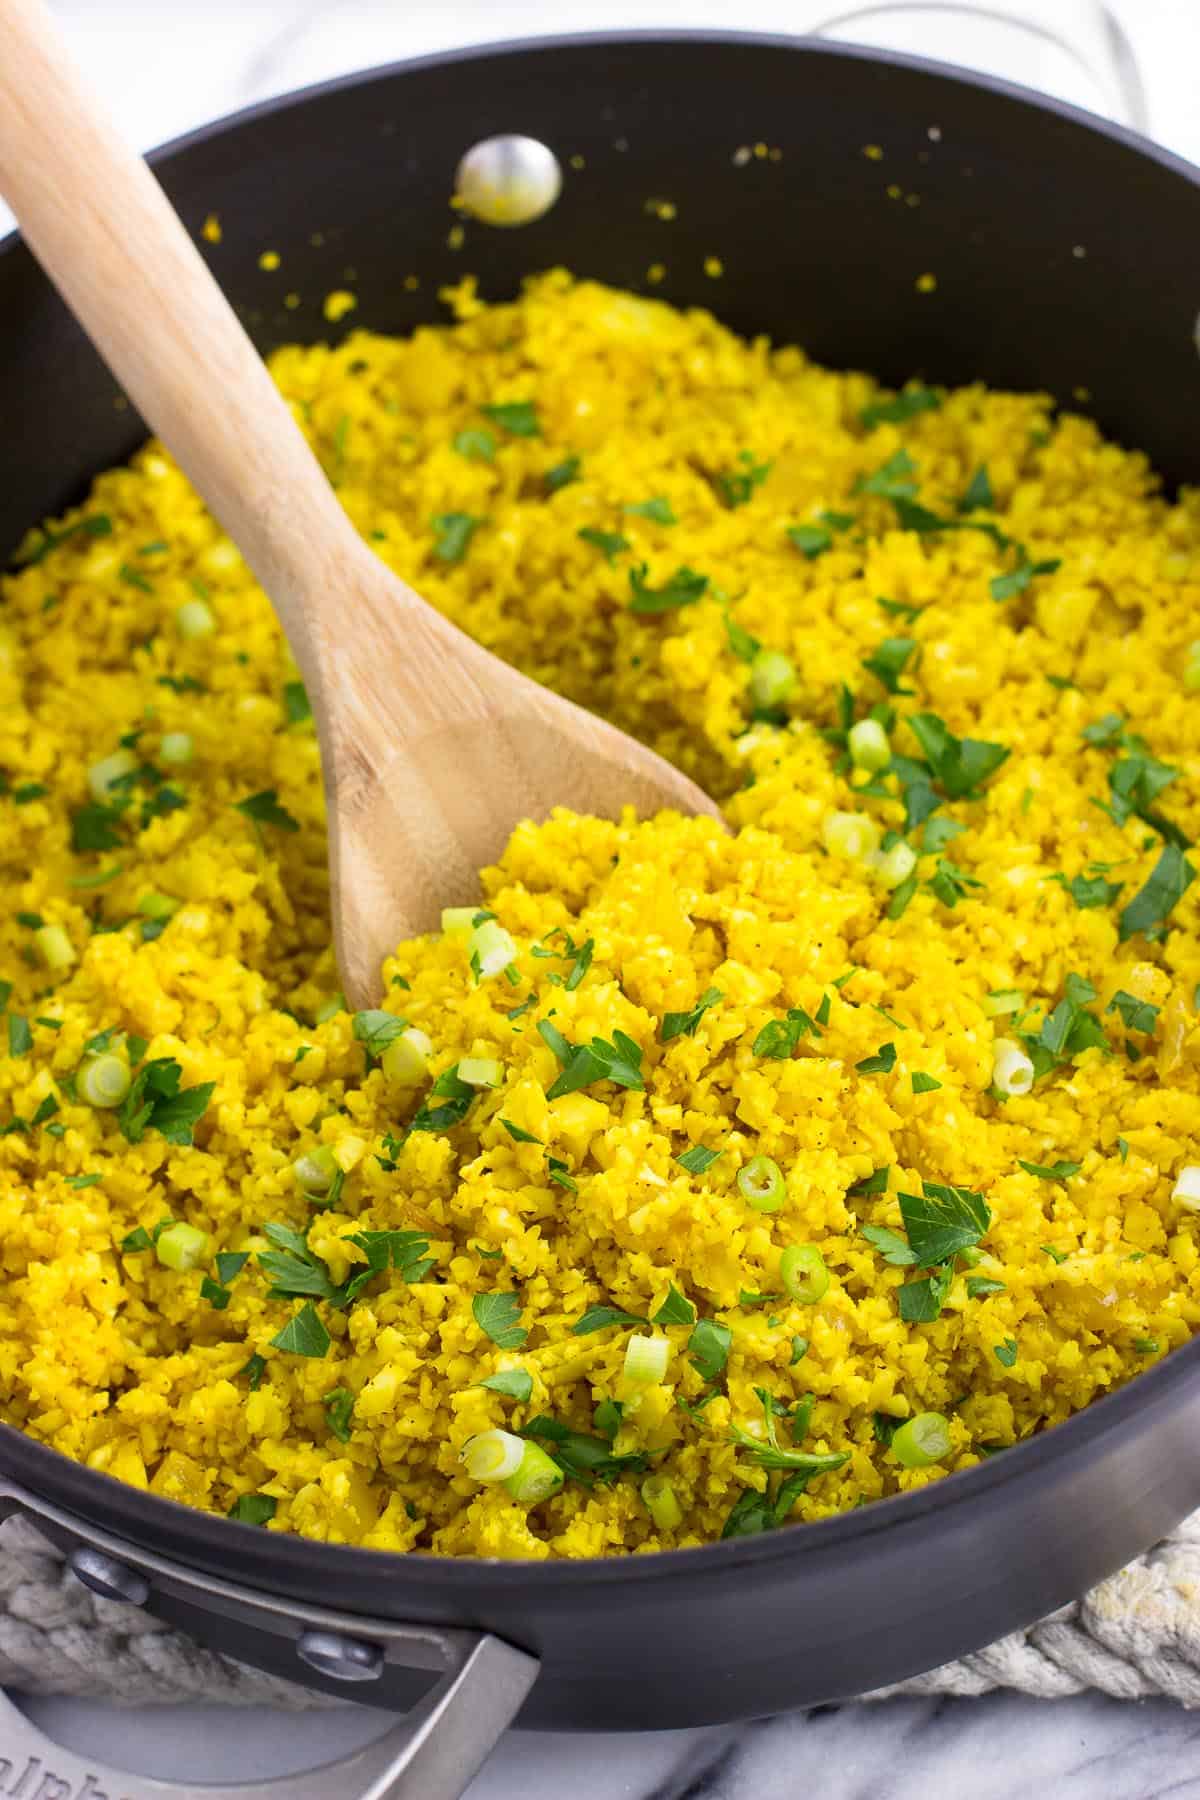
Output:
left=2, top=270, right=1199, bottom=1559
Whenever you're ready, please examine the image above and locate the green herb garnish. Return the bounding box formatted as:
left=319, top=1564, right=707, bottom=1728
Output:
left=270, top=1303, right=330, bottom=1358
left=431, top=512, right=482, bottom=562
left=482, top=400, right=540, bottom=437
left=234, top=789, right=299, bottom=833
left=627, top=565, right=708, bottom=614
left=660, top=986, right=722, bottom=1042
left=473, top=1290, right=528, bottom=1349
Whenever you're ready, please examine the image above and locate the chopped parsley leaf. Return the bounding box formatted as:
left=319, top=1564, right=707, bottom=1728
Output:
left=849, top=1166, right=890, bottom=1197
left=861, top=1225, right=917, bottom=1267
left=856, top=1042, right=897, bottom=1075
left=453, top=426, right=496, bottom=462
left=240, top=1353, right=267, bottom=1390
left=71, top=803, right=124, bottom=852
left=407, top=1064, right=475, bottom=1134
left=284, top=681, right=311, bottom=725
left=545, top=454, right=581, bottom=492
left=966, top=1275, right=1006, bottom=1298
left=906, top=712, right=1010, bottom=800
left=431, top=512, right=482, bottom=562
left=520, top=1415, right=648, bottom=1488
left=1119, top=844, right=1194, bottom=942
left=482, top=400, right=540, bottom=437
left=993, top=1337, right=1019, bottom=1367
left=473, top=1290, right=528, bottom=1348
left=724, top=612, right=760, bottom=661
left=479, top=1369, right=533, bottom=1403
left=899, top=1183, right=991, bottom=1264
left=578, top=527, right=629, bottom=563
left=1041, top=1244, right=1069, bottom=1264
left=990, top=554, right=1060, bottom=602
left=573, top=1302, right=647, bottom=1335
left=200, top=1275, right=232, bottom=1311
left=862, top=635, right=917, bottom=694
left=688, top=1317, right=731, bottom=1382
left=324, top=1387, right=356, bottom=1440
left=1107, top=991, right=1159, bottom=1034
left=1051, top=871, right=1123, bottom=909
left=959, top=465, right=994, bottom=511
left=234, top=789, right=299, bottom=833
left=1017, top=973, right=1109, bottom=1079
left=717, top=453, right=772, bottom=508
left=625, top=496, right=676, bottom=524
left=911, top=1071, right=941, bottom=1094
left=652, top=1284, right=697, bottom=1326
left=271, top=1303, right=330, bottom=1358
left=753, top=1007, right=821, bottom=1059
left=117, top=1058, right=214, bottom=1146
left=8, top=1014, right=33, bottom=1056
left=352, top=1008, right=408, bottom=1059
left=927, top=858, right=983, bottom=908
left=501, top=1118, right=542, bottom=1145
left=1018, top=1159, right=1080, bottom=1181
left=660, top=986, right=722, bottom=1042
left=886, top=873, right=919, bottom=920
left=537, top=1023, right=644, bottom=1099
left=860, top=384, right=941, bottom=430
left=627, top=564, right=708, bottom=614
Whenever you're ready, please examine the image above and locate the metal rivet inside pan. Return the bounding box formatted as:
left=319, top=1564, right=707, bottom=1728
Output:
left=296, top=1627, right=385, bottom=1682
left=67, top=1546, right=151, bottom=1607
left=454, top=135, right=563, bottom=226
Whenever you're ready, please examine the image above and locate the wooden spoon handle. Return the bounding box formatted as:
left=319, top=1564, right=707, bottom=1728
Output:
left=0, top=0, right=364, bottom=688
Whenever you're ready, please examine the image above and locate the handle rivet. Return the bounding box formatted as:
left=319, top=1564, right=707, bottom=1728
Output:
left=296, top=1628, right=384, bottom=1683
left=67, top=1546, right=151, bottom=1606
left=454, top=135, right=562, bottom=227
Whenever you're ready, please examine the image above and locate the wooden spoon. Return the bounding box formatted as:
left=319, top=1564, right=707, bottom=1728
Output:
left=0, top=0, right=721, bottom=1006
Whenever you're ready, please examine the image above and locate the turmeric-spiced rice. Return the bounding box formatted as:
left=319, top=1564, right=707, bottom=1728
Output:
left=1, top=271, right=1199, bottom=1557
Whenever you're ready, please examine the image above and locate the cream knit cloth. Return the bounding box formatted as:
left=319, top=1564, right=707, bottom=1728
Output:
left=3, top=1510, right=1200, bottom=1710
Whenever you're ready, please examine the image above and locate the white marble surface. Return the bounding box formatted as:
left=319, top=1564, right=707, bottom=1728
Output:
left=11, top=1, right=1200, bottom=1794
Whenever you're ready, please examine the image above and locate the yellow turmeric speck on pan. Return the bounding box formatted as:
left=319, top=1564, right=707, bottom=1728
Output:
left=887, top=183, right=903, bottom=200
left=646, top=262, right=667, bottom=285
left=915, top=272, right=938, bottom=294
left=283, top=293, right=301, bottom=311
left=447, top=225, right=466, bottom=251
left=645, top=198, right=677, bottom=221
left=322, top=290, right=357, bottom=323
left=258, top=250, right=280, bottom=272
left=569, top=153, right=585, bottom=170
left=863, top=143, right=884, bottom=161
left=704, top=256, right=724, bottom=279
left=201, top=213, right=221, bottom=243
left=403, top=274, right=421, bottom=292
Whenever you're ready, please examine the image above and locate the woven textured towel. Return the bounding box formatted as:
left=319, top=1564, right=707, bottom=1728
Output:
left=4, top=1510, right=1200, bottom=1711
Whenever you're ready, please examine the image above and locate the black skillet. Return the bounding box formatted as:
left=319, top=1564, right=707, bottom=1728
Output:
left=1, top=30, right=1199, bottom=1800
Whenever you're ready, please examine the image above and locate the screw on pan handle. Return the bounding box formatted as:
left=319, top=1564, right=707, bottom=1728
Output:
left=0, top=1631, right=538, bottom=1800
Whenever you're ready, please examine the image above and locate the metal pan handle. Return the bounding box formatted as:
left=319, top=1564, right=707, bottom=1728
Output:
left=806, top=2, right=1149, bottom=132
left=0, top=1627, right=534, bottom=1800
